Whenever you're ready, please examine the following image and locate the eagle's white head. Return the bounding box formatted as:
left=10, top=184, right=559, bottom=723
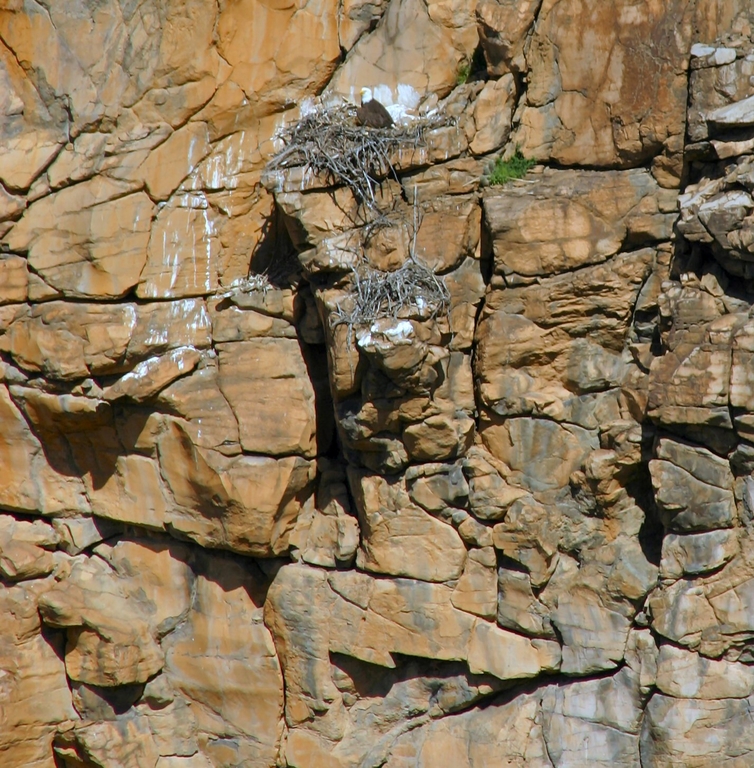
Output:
left=360, top=87, right=373, bottom=105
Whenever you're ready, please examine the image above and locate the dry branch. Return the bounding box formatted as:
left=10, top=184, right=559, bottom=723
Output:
left=332, top=256, right=450, bottom=331
left=267, top=103, right=452, bottom=210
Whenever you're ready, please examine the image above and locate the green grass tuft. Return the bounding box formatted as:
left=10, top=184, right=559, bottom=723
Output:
left=456, top=61, right=471, bottom=85
left=486, top=149, right=536, bottom=186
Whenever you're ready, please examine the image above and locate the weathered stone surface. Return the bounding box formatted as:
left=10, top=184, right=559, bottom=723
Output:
left=3, top=178, right=153, bottom=299
left=512, top=0, right=694, bottom=177
left=660, top=530, right=739, bottom=579
left=0, top=578, right=76, bottom=768
left=3, top=1, right=754, bottom=765
left=641, top=693, right=754, bottom=767
left=349, top=469, right=467, bottom=582
left=328, top=0, right=478, bottom=103
left=159, top=419, right=316, bottom=556
left=649, top=438, right=736, bottom=532
left=483, top=169, right=673, bottom=278
left=552, top=586, right=632, bottom=675
left=217, top=339, right=317, bottom=458
left=164, top=555, right=283, bottom=765
left=656, top=644, right=754, bottom=699
left=481, top=416, right=599, bottom=493
left=39, top=556, right=165, bottom=687
left=0, top=298, right=211, bottom=380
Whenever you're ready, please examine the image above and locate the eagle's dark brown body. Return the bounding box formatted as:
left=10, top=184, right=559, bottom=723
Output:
left=356, top=95, right=394, bottom=128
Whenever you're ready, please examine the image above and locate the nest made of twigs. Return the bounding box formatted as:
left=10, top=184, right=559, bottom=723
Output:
left=267, top=104, right=452, bottom=209
left=332, top=256, right=450, bottom=332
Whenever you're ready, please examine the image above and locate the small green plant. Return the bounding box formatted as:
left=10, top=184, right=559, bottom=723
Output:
left=485, top=149, right=536, bottom=186
left=456, top=61, right=471, bottom=85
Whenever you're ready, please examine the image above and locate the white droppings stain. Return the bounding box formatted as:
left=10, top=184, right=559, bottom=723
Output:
left=381, top=319, right=414, bottom=341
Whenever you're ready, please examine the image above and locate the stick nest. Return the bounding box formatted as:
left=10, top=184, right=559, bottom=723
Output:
left=267, top=103, right=452, bottom=208
left=332, top=257, right=450, bottom=331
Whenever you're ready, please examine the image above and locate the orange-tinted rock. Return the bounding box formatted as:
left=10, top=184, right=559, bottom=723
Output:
left=4, top=178, right=153, bottom=299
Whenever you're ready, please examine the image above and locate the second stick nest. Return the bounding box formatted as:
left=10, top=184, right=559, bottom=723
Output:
left=267, top=103, right=451, bottom=209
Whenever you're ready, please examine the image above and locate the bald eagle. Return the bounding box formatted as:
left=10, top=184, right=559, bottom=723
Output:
left=356, top=87, right=394, bottom=129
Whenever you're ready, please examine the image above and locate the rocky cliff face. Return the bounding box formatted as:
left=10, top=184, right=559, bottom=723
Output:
left=2, top=1, right=754, bottom=766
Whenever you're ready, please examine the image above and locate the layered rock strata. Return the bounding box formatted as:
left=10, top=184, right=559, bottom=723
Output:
left=2, top=1, right=754, bottom=766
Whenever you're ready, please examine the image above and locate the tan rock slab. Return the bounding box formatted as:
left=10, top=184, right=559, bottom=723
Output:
left=467, top=621, right=560, bottom=680
left=660, top=530, right=739, bottom=579
left=384, top=689, right=550, bottom=767
left=137, top=121, right=211, bottom=201
left=542, top=667, right=643, bottom=766
left=137, top=192, right=220, bottom=299
left=4, top=177, right=153, bottom=298
left=104, top=346, right=202, bottom=402
left=513, top=0, right=693, bottom=171
left=451, top=548, right=498, bottom=619
left=552, top=587, right=631, bottom=675
left=469, top=74, right=515, bottom=155
left=157, top=360, right=241, bottom=454
left=1, top=298, right=211, bottom=380
left=0, top=254, right=28, bottom=304
left=0, top=578, right=75, bottom=768
left=327, top=0, right=477, bottom=103
left=217, top=339, right=317, bottom=458
left=0, top=384, right=90, bottom=516
left=656, top=644, right=754, bottom=699
left=641, top=693, right=754, bottom=767
left=164, top=557, right=282, bottom=756
left=481, top=416, right=598, bottom=493
left=349, top=469, right=467, bottom=582
left=39, top=557, right=164, bottom=687
left=483, top=169, right=667, bottom=278
left=159, top=419, right=315, bottom=556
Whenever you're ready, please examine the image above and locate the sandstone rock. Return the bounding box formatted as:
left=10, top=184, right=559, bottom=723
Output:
left=660, top=530, right=739, bottom=579
left=497, top=568, right=555, bottom=638
left=541, top=666, right=645, bottom=768
left=0, top=298, right=211, bottom=381
left=39, top=556, right=164, bottom=687
left=327, top=0, right=478, bottom=103
left=406, top=462, right=469, bottom=513
left=483, top=169, right=671, bottom=278
left=476, top=250, right=653, bottom=419
left=157, top=359, right=241, bottom=454
left=0, top=515, right=57, bottom=581
left=164, top=554, right=283, bottom=765
left=414, top=195, right=480, bottom=273
left=656, top=644, right=754, bottom=699
left=136, top=121, right=212, bottom=201
left=0, top=253, right=28, bottom=304
left=469, top=75, right=515, bottom=155
left=103, top=347, right=202, bottom=402
left=349, top=469, right=467, bottom=582
left=54, top=715, right=160, bottom=768
left=641, top=693, right=754, bottom=767
left=649, top=438, right=736, bottom=532
left=290, top=463, right=359, bottom=568
left=467, top=621, right=561, bottom=680
left=0, top=578, right=76, bottom=768
left=513, top=0, right=694, bottom=176
left=463, top=446, right=528, bottom=521
left=384, top=689, right=550, bottom=767
left=403, top=412, right=475, bottom=462
left=481, top=416, right=598, bottom=493
left=475, top=0, right=541, bottom=77
left=552, top=586, right=632, bottom=675
left=451, top=547, right=497, bottom=619
left=159, top=419, right=316, bottom=556
left=0, top=384, right=90, bottom=517
left=3, top=178, right=153, bottom=299
left=217, top=339, right=317, bottom=458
